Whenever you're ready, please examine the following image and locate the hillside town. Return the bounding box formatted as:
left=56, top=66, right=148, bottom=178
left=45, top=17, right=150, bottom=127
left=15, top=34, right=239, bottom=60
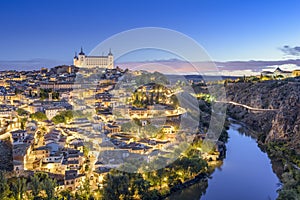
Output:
left=0, top=46, right=298, bottom=199
left=0, top=51, right=224, bottom=195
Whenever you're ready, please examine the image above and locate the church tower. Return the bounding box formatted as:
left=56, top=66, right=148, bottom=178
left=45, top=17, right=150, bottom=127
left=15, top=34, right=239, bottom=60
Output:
left=108, top=48, right=114, bottom=69
left=73, top=52, right=78, bottom=66
left=77, top=47, right=86, bottom=66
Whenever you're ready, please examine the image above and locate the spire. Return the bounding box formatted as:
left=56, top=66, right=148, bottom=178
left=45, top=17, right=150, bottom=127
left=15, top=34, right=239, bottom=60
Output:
left=79, top=47, right=85, bottom=55
left=74, top=51, right=78, bottom=59
left=108, top=48, right=113, bottom=56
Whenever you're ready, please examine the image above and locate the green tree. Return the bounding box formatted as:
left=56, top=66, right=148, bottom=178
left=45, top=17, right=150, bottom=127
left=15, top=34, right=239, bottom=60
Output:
left=0, top=171, right=11, bottom=200
left=170, top=94, right=179, bottom=108
left=11, top=177, right=27, bottom=200
left=59, top=189, right=73, bottom=200
left=102, top=173, right=130, bottom=200
left=42, top=177, right=57, bottom=200
left=78, top=177, right=92, bottom=200
left=20, top=118, right=27, bottom=130
left=39, top=89, right=51, bottom=100
left=30, top=174, right=42, bottom=198
left=52, top=92, right=60, bottom=100
left=52, top=110, right=74, bottom=124
left=52, top=115, right=65, bottom=124
left=17, top=108, right=29, bottom=116
left=130, top=174, right=151, bottom=199
left=30, top=112, right=48, bottom=122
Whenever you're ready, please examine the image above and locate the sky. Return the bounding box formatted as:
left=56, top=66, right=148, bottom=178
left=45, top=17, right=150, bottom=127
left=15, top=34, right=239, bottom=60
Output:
left=0, top=0, right=300, bottom=66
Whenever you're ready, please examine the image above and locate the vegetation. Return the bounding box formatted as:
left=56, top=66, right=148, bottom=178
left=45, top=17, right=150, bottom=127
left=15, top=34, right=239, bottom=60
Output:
left=39, top=89, right=50, bottom=100
left=30, top=112, right=48, bottom=122
left=102, top=141, right=210, bottom=200
left=0, top=172, right=58, bottom=200
left=16, top=108, right=30, bottom=130
left=52, top=110, right=89, bottom=124
left=266, top=142, right=300, bottom=199
left=52, top=110, right=73, bottom=124
left=16, top=108, right=29, bottom=116
left=0, top=135, right=220, bottom=200
left=19, top=118, right=28, bottom=130
left=1, top=74, right=231, bottom=200
left=196, top=93, right=215, bottom=103
left=39, top=89, right=59, bottom=100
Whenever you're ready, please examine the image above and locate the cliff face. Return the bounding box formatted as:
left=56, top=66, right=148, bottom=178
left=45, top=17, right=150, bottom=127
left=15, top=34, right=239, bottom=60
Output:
left=225, top=80, right=300, bottom=153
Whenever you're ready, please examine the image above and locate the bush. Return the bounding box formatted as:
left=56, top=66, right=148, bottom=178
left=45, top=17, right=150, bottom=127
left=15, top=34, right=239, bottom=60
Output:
left=30, top=112, right=48, bottom=121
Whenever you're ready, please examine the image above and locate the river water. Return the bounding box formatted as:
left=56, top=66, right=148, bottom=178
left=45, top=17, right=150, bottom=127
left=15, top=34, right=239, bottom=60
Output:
left=167, top=123, right=280, bottom=200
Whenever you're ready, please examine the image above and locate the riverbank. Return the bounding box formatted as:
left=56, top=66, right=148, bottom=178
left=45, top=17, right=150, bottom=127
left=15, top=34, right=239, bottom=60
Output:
left=225, top=79, right=300, bottom=199
left=163, top=160, right=223, bottom=200
left=168, top=121, right=280, bottom=200
left=228, top=114, right=300, bottom=199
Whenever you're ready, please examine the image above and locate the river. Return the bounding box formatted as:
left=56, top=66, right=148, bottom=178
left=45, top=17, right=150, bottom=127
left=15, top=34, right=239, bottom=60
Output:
left=167, top=123, right=280, bottom=200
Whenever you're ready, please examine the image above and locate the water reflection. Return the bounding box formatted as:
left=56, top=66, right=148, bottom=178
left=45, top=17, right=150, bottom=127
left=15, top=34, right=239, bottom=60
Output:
left=167, top=123, right=280, bottom=200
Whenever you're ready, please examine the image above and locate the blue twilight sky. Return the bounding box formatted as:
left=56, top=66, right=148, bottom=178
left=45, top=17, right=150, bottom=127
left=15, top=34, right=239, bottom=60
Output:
left=0, top=0, right=300, bottom=64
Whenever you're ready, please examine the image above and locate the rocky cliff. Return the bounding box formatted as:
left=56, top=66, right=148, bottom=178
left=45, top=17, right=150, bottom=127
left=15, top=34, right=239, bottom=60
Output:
left=225, top=79, right=300, bottom=154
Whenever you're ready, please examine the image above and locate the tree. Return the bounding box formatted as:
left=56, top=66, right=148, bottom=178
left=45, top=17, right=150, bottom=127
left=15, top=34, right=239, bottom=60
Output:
left=52, top=111, right=74, bottom=125
left=17, top=108, right=28, bottom=116
left=30, top=112, right=48, bottom=122
left=39, top=89, right=50, bottom=100
left=278, top=189, right=299, bottom=200
left=20, top=118, right=27, bottom=130
left=102, top=173, right=130, bottom=200
left=42, top=177, right=57, bottom=200
left=52, top=92, right=60, bottom=100
left=30, top=174, right=42, bottom=198
left=130, top=174, right=151, bottom=199
left=78, top=177, right=92, bottom=200
left=59, top=189, right=73, bottom=200
left=11, top=177, right=27, bottom=200
left=52, top=115, right=65, bottom=124
left=170, top=94, right=179, bottom=108
left=0, top=171, right=11, bottom=200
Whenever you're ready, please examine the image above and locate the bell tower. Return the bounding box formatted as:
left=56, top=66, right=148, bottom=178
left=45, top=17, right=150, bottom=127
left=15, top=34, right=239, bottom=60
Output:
left=78, top=47, right=86, bottom=67
left=108, top=48, right=114, bottom=69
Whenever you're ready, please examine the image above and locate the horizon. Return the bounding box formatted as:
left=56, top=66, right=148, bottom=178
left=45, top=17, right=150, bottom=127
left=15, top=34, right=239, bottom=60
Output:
left=1, top=57, right=300, bottom=76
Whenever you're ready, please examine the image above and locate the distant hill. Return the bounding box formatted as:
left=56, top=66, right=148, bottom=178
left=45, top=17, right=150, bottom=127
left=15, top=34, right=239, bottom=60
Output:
left=0, top=59, right=71, bottom=71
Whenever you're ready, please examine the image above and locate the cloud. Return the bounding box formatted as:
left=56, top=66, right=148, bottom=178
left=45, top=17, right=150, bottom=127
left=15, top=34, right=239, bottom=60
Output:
left=280, top=45, right=300, bottom=56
